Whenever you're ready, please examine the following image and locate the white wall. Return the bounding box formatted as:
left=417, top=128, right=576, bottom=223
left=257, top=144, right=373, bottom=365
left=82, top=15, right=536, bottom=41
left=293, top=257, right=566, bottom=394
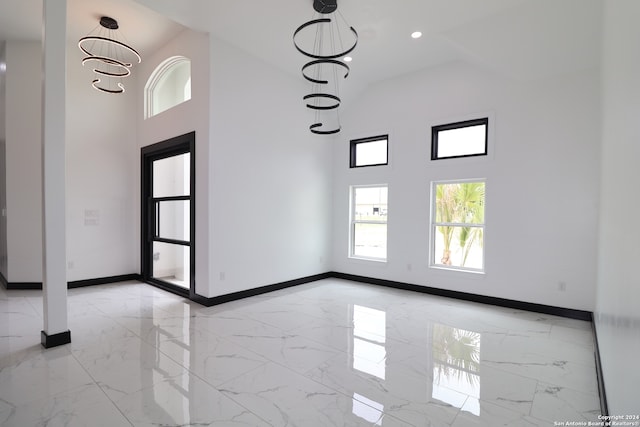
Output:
left=137, top=28, right=211, bottom=296
left=596, top=0, right=640, bottom=414
left=65, top=41, right=138, bottom=281
left=208, top=37, right=332, bottom=297
left=332, top=61, right=601, bottom=311
left=5, top=41, right=42, bottom=282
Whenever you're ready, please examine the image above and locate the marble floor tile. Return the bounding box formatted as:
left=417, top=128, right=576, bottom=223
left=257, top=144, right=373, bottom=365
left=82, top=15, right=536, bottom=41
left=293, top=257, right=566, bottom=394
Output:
left=530, top=381, right=601, bottom=423
left=112, top=371, right=268, bottom=426
left=220, top=362, right=411, bottom=426
left=0, top=279, right=602, bottom=427
left=0, top=383, right=130, bottom=427
left=158, top=329, right=269, bottom=386
left=0, top=346, right=94, bottom=408
left=225, top=322, right=340, bottom=374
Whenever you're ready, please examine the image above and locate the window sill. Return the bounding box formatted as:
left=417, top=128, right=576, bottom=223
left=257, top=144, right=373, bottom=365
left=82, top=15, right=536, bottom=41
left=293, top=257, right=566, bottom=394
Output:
left=429, top=265, right=485, bottom=275
left=349, top=256, right=387, bottom=264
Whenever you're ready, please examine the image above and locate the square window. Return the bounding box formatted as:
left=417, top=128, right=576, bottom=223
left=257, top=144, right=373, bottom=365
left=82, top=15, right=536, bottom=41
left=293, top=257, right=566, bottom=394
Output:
left=432, top=118, right=488, bottom=160
left=350, top=136, right=388, bottom=168
left=431, top=181, right=485, bottom=271
left=350, top=185, right=388, bottom=260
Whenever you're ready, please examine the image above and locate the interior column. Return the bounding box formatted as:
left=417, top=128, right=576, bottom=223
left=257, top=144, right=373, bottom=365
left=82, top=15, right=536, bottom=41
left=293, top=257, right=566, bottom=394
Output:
left=40, top=0, right=70, bottom=348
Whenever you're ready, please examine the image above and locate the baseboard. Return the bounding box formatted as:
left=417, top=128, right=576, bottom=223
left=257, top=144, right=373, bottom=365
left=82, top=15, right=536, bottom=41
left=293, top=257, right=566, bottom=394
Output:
left=5, top=269, right=591, bottom=321
left=330, top=272, right=593, bottom=321
left=41, top=330, right=71, bottom=348
left=68, top=274, right=141, bottom=289
left=190, top=272, right=333, bottom=307
left=6, top=281, right=43, bottom=290
left=5, top=273, right=141, bottom=290
left=591, top=317, right=609, bottom=417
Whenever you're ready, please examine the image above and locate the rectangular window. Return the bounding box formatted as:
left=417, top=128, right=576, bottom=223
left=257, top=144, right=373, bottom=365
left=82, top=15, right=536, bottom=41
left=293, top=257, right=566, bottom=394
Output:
left=350, top=135, right=388, bottom=168
left=431, top=118, right=488, bottom=160
left=431, top=180, right=485, bottom=271
left=351, top=185, right=388, bottom=260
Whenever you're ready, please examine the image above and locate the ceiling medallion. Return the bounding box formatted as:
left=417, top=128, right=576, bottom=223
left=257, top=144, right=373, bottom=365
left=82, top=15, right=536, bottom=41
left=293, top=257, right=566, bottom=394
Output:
left=293, top=0, right=358, bottom=134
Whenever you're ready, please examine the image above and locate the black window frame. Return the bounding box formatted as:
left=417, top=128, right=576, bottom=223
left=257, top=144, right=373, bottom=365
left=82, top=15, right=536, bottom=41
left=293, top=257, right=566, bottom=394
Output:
left=431, top=118, right=488, bottom=160
left=350, top=135, right=389, bottom=168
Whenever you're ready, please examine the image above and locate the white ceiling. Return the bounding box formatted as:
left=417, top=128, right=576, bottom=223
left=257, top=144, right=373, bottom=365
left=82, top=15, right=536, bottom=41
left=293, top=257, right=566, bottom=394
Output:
left=0, top=0, right=603, bottom=86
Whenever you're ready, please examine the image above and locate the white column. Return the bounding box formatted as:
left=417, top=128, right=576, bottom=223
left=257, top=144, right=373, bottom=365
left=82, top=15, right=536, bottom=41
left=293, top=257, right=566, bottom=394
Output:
left=41, top=0, right=69, bottom=348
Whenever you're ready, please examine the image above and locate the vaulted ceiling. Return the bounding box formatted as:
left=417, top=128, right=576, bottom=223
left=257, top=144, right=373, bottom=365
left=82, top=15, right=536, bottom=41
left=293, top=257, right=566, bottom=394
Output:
left=0, top=0, right=603, bottom=86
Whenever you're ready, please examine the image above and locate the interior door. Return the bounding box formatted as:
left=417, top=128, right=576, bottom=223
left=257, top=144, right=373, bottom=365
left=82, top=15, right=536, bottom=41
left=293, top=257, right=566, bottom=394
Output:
left=141, top=132, right=195, bottom=298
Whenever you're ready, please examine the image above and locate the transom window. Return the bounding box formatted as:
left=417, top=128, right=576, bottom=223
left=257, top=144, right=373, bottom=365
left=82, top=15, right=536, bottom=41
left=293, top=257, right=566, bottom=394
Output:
left=431, top=118, right=488, bottom=160
left=350, top=185, right=388, bottom=261
left=144, top=56, right=192, bottom=119
left=431, top=180, right=485, bottom=271
left=350, top=135, right=388, bottom=168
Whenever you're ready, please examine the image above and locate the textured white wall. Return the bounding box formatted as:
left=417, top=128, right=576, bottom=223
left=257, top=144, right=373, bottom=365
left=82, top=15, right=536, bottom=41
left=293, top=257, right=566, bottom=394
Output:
left=331, top=61, right=601, bottom=311
left=596, top=0, right=640, bottom=414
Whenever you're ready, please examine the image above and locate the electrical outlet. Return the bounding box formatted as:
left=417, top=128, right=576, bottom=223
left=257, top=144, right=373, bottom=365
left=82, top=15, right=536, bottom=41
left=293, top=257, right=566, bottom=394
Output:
left=219, top=272, right=225, bottom=281
left=558, top=281, right=567, bottom=292
left=407, top=263, right=412, bottom=271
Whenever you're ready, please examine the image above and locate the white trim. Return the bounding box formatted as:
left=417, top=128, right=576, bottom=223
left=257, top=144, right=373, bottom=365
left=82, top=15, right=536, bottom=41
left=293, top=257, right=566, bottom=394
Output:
left=144, top=56, right=191, bottom=120
left=429, top=178, right=486, bottom=273
left=349, top=184, right=389, bottom=262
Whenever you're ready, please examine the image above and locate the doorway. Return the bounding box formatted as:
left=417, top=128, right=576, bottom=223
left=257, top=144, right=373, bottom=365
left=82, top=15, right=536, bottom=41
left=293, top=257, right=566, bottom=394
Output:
left=141, top=132, right=195, bottom=298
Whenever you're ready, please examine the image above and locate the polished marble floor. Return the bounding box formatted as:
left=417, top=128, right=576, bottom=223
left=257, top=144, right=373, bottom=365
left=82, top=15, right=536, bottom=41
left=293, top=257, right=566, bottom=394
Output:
left=0, top=279, right=602, bottom=426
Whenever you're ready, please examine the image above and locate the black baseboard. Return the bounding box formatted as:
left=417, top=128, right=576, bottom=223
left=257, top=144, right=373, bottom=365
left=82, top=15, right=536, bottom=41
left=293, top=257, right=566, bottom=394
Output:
left=5, top=274, right=141, bottom=290
left=190, top=272, right=333, bottom=307
left=68, top=274, right=141, bottom=289
left=330, top=272, right=593, bottom=321
left=6, top=281, right=43, bottom=290
left=41, top=330, right=71, bottom=348
left=592, top=318, right=609, bottom=417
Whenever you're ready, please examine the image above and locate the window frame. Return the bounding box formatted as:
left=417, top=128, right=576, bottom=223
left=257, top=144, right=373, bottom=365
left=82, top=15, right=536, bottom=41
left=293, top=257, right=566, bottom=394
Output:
left=144, top=56, right=192, bottom=120
left=350, top=135, right=389, bottom=168
left=431, top=118, right=488, bottom=161
left=429, top=179, right=486, bottom=273
left=350, top=184, right=388, bottom=262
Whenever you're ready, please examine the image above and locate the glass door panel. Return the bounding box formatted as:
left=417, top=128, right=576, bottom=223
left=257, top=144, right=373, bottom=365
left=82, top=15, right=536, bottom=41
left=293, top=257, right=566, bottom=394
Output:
left=153, top=153, right=190, bottom=197
left=152, top=241, right=190, bottom=289
left=155, top=200, right=190, bottom=242
left=142, top=132, right=194, bottom=296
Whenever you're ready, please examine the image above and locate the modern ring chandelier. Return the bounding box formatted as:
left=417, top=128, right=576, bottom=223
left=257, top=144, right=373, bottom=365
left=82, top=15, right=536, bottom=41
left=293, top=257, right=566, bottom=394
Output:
left=78, top=16, right=141, bottom=94
left=293, top=0, right=358, bottom=134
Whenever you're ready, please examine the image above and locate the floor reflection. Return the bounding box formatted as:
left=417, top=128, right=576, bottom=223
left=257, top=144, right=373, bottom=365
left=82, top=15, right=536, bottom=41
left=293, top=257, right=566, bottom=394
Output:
left=149, top=301, right=192, bottom=423
left=352, top=392, right=384, bottom=425
left=352, top=304, right=387, bottom=380
left=432, top=324, right=481, bottom=416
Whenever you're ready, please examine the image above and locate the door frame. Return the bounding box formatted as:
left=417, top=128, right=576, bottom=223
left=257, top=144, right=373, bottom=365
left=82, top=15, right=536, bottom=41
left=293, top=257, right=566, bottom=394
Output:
left=141, top=131, right=196, bottom=299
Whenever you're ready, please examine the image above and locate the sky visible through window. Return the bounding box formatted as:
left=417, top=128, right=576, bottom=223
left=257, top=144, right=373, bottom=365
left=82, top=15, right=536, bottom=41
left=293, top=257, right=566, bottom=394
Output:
left=355, top=138, right=387, bottom=167
left=435, top=123, right=486, bottom=158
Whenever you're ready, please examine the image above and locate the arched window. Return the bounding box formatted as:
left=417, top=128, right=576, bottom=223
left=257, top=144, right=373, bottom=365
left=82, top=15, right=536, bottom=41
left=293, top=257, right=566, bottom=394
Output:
left=145, top=56, right=191, bottom=119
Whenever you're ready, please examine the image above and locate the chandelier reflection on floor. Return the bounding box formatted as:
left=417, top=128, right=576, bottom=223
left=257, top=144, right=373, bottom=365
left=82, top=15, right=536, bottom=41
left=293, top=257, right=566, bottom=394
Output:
left=293, top=0, right=358, bottom=135
left=78, top=16, right=141, bottom=94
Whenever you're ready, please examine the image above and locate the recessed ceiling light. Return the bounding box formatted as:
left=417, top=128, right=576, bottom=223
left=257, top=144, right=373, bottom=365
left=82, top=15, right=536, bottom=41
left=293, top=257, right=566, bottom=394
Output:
left=344, top=56, right=353, bottom=62
left=411, top=31, right=422, bottom=39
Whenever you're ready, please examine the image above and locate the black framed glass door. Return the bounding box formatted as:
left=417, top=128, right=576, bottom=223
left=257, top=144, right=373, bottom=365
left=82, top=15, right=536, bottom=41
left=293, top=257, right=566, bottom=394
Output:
left=141, top=132, right=195, bottom=298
